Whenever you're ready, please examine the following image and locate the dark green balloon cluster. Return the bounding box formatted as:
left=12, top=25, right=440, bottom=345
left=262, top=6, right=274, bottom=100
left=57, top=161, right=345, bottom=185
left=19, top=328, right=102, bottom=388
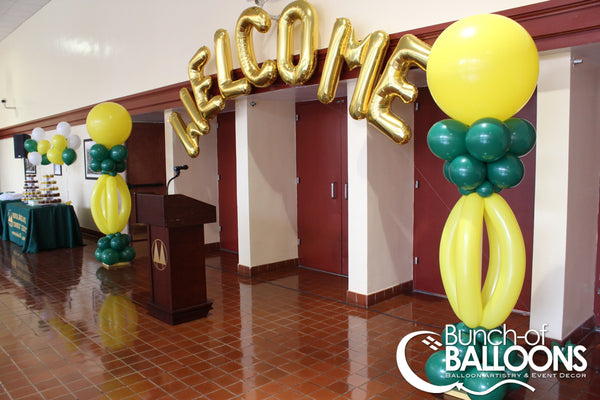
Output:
left=427, top=118, right=535, bottom=197
left=94, top=233, right=136, bottom=266
left=89, top=144, right=128, bottom=176
left=426, top=323, right=530, bottom=400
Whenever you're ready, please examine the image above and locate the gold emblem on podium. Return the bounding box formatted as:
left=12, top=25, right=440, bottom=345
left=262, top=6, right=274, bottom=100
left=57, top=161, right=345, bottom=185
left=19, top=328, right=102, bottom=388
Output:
left=151, top=239, right=167, bottom=271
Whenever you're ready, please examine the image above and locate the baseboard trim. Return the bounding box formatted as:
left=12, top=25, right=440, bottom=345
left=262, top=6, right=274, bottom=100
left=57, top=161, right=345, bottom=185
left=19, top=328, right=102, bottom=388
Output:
left=544, top=315, right=596, bottom=346
left=346, top=280, right=413, bottom=307
left=204, top=242, right=220, bottom=253
left=80, top=227, right=103, bottom=240
left=238, top=258, right=299, bottom=276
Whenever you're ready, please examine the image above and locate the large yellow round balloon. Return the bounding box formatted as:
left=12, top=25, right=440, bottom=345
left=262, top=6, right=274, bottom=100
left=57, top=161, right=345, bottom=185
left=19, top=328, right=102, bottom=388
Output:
left=86, top=102, right=132, bottom=148
left=426, top=14, right=539, bottom=125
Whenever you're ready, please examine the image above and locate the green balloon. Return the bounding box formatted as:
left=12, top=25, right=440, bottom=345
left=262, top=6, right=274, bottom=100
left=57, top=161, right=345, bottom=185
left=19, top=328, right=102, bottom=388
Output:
left=97, top=236, right=111, bottom=250
left=24, top=139, right=38, bottom=153
left=110, top=145, right=128, bottom=162
left=487, top=154, right=524, bottom=189
left=101, top=158, right=115, bottom=172
left=94, top=248, right=104, bottom=262
left=462, top=367, right=507, bottom=400
left=115, top=160, right=126, bottom=173
left=486, top=332, right=516, bottom=366
left=425, top=351, right=462, bottom=386
left=41, top=154, right=51, bottom=165
left=110, top=234, right=128, bottom=251
left=449, top=154, right=486, bottom=190
left=101, top=248, right=119, bottom=265
left=459, top=188, right=475, bottom=195
left=62, top=148, right=77, bottom=165
left=505, top=355, right=530, bottom=391
left=476, top=181, right=495, bottom=198
left=427, top=119, right=469, bottom=161
left=466, top=118, right=510, bottom=162
left=505, top=118, right=536, bottom=156
left=89, top=160, right=102, bottom=172
left=90, top=143, right=109, bottom=161
left=119, top=246, right=136, bottom=262
left=443, top=161, right=454, bottom=184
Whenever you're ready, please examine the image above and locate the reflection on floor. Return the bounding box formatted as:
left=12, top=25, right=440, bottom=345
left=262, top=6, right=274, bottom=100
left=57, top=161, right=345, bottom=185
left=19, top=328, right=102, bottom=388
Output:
left=0, top=237, right=598, bottom=400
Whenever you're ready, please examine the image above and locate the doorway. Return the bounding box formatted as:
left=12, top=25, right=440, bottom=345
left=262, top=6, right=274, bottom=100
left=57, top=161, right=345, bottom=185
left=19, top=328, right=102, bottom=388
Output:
left=126, top=122, right=166, bottom=241
left=296, top=99, right=348, bottom=275
left=413, top=88, right=536, bottom=312
left=217, top=112, right=238, bottom=253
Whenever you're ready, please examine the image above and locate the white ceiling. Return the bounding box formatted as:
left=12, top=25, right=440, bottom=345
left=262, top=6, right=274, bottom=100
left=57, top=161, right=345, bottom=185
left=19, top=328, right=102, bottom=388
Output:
left=0, top=0, right=49, bottom=43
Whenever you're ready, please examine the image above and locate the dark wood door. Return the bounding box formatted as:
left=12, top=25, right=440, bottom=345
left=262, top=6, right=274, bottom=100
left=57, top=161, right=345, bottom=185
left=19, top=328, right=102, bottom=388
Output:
left=217, top=112, right=238, bottom=253
left=296, top=99, right=348, bottom=275
left=126, top=122, right=166, bottom=240
left=595, top=181, right=600, bottom=326
left=413, top=88, right=536, bottom=312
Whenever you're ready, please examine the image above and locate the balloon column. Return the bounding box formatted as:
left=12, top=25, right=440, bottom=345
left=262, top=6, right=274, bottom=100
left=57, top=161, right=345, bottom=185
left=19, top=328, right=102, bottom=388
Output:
left=25, top=122, right=82, bottom=167
left=86, top=102, right=136, bottom=267
left=423, top=14, right=538, bottom=399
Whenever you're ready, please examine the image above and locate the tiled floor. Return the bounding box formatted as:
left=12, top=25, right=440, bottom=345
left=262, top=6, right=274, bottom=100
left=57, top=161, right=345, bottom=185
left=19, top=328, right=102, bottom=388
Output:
left=0, top=237, right=598, bottom=399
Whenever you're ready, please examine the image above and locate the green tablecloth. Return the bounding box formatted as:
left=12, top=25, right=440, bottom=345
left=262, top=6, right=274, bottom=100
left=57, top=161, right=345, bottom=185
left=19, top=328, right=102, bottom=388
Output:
left=0, top=199, right=21, bottom=237
left=2, top=202, right=83, bottom=253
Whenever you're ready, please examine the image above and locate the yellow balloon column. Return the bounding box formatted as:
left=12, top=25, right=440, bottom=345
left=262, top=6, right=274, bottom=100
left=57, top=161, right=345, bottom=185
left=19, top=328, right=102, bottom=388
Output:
left=423, top=14, right=539, bottom=398
left=86, top=102, right=136, bottom=267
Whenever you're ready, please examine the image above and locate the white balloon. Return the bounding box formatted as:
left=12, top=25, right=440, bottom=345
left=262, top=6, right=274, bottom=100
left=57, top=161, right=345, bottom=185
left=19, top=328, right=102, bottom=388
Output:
left=31, top=127, right=45, bottom=141
left=28, top=151, right=42, bottom=166
left=56, top=121, right=71, bottom=137
left=67, top=135, right=81, bottom=150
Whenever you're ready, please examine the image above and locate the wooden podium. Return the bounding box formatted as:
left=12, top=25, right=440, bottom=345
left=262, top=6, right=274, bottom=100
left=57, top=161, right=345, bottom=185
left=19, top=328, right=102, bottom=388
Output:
left=135, top=193, right=216, bottom=325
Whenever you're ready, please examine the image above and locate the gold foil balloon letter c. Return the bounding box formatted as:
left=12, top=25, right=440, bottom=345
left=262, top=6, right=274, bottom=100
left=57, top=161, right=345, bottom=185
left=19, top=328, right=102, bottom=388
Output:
left=236, top=7, right=278, bottom=88
left=277, top=0, right=318, bottom=85
left=215, top=29, right=252, bottom=99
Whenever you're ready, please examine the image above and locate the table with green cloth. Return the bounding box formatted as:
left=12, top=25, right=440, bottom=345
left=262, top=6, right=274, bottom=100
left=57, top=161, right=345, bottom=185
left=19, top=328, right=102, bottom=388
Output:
left=0, top=199, right=21, bottom=237
left=2, top=202, right=83, bottom=253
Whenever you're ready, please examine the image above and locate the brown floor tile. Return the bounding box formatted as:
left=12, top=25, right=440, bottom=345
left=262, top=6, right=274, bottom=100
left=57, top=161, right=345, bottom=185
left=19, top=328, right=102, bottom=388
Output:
left=0, top=238, right=598, bottom=400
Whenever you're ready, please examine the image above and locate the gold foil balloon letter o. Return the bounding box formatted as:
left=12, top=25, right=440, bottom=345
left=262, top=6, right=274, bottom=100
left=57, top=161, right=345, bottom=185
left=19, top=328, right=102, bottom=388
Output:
left=236, top=7, right=278, bottom=88
left=277, top=0, right=318, bottom=85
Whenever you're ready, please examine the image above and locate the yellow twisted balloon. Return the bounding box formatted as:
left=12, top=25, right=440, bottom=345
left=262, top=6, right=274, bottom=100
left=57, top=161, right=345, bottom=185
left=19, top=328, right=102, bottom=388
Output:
left=91, top=174, right=131, bottom=235
left=86, top=102, right=133, bottom=238
left=439, top=193, right=525, bottom=329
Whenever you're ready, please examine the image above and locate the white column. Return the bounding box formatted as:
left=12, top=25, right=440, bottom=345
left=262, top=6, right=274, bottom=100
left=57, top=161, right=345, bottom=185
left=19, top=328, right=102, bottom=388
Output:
left=346, top=79, right=415, bottom=295
left=530, top=49, right=599, bottom=339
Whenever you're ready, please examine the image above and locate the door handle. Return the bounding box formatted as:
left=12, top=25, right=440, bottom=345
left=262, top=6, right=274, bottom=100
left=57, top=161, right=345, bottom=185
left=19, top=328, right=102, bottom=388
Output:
left=344, top=183, right=348, bottom=200
left=331, top=182, right=336, bottom=199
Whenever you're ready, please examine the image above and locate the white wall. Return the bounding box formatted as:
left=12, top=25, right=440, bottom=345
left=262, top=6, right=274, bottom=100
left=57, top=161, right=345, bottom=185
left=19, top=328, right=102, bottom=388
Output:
left=236, top=97, right=298, bottom=267
left=166, top=109, right=220, bottom=244
left=0, top=124, right=97, bottom=229
left=0, top=0, right=544, bottom=129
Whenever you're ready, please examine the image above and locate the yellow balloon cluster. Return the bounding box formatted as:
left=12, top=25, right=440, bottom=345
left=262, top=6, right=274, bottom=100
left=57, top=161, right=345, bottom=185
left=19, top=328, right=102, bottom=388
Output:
left=98, top=294, right=138, bottom=350
left=427, top=14, right=539, bottom=125
left=440, top=193, right=525, bottom=329
left=91, top=174, right=131, bottom=235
